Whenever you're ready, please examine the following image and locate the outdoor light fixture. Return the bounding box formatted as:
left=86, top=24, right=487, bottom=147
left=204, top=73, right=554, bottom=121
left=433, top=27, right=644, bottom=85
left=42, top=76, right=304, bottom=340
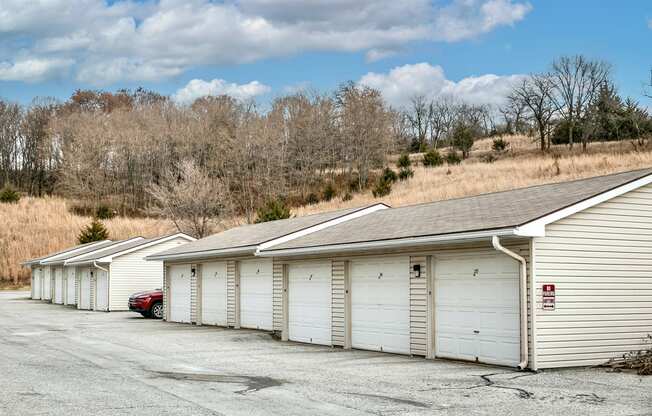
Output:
left=413, top=264, right=421, bottom=278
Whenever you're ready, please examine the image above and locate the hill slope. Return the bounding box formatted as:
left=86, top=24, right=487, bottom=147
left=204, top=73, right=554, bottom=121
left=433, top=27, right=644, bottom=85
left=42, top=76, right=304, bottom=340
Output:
left=2, top=135, right=651, bottom=285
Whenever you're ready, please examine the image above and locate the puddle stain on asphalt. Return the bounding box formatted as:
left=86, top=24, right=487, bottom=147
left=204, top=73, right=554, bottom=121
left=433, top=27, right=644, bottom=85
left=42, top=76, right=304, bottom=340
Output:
left=150, top=371, right=285, bottom=394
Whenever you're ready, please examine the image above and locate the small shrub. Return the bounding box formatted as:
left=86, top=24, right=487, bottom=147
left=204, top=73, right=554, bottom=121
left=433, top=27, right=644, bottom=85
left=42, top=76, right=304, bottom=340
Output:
left=422, top=149, right=444, bottom=167
left=492, top=137, right=510, bottom=152
left=78, top=219, right=109, bottom=244
left=255, top=199, right=292, bottom=223
left=95, top=204, right=116, bottom=219
left=342, top=192, right=353, bottom=202
left=306, top=193, right=320, bottom=205
left=322, top=183, right=336, bottom=201
left=445, top=151, right=462, bottom=165
left=382, top=167, right=398, bottom=183
left=482, top=153, right=497, bottom=163
left=398, top=168, right=414, bottom=181
left=372, top=177, right=392, bottom=198
left=397, top=153, right=411, bottom=169
left=0, top=185, right=20, bottom=204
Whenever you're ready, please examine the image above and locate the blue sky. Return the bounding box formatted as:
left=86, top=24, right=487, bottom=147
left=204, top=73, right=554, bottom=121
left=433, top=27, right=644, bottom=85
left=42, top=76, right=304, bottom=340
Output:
left=0, top=1, right=650, bottom=108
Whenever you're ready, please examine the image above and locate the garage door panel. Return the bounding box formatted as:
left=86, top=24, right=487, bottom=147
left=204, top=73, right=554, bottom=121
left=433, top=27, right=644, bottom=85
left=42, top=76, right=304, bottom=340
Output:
left=95, top=271, right=109, bottom=311
left=80, top=269, right=91, bottom=310
left=54, top=268, right=63, bottom=304
left=351, top=257, right=410, bottom=355
left=169, top=264, right=191, bottom=323
left=240, top=259, right=273, bottom=330
left=66, top=269, right=76, bottom=305
left=435, top=254, right=520, bottom=367
left=288, top=261, right=332, bottom=345
left=201, top=262, right=227, bottom=326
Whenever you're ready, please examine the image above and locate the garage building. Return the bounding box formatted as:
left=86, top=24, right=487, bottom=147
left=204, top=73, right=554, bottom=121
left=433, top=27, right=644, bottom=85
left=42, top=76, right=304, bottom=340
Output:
left=22, top=241, right=113, bottom=302
left=147, top=204, right=389, bottom=328
left=258, top=169, right=652, bottom=370
left=38, top=240, right=117, bottom=305
left=66, top=234, right=194, bottom=312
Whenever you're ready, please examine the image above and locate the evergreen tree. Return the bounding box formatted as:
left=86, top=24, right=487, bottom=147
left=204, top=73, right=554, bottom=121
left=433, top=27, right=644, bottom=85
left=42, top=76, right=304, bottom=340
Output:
left=78, top=219, right=109, bottom=244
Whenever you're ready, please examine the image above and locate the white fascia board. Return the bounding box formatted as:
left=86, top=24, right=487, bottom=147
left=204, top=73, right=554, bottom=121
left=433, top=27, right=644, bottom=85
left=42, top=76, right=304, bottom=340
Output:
left=516, top=172, right=652, bottom=236
left=257, top=227, right=517, bottom=257
left=63, top=237, right=145, bottom=266
left=145, top=245, right=258, bottom=262
left=38, top=240, right=112, bottom=265
left=256, top=203, right=389, bottom=253
left=96, top=233, right=196, bottom=263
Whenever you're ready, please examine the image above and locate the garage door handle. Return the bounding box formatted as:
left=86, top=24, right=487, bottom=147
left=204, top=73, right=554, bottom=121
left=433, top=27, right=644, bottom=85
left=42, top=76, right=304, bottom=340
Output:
left=473, top=330, right=480, bottom=334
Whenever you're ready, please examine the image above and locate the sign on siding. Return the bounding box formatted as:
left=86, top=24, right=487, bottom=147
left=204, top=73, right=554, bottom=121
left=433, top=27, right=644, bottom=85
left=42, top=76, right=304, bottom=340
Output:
left=542, top=284, right=555, bottom=310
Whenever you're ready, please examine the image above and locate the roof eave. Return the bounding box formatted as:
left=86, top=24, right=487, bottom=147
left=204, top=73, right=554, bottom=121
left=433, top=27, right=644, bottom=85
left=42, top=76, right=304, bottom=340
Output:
left=257, top=227, right=521, bottom=257
left=146, top=245, right=258, bottom=262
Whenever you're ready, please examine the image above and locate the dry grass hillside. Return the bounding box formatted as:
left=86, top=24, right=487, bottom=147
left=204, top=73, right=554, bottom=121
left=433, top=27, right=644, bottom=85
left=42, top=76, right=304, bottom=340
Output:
left=0, top=197, right=174, bottom=285
left=295, top=135, right=652, bottom=216
left=2, top=135, right=651, bottom=285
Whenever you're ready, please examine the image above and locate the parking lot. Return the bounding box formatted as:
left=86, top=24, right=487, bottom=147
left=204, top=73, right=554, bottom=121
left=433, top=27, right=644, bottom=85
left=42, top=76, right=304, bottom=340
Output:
left=0, top=291, right=650, bottom=415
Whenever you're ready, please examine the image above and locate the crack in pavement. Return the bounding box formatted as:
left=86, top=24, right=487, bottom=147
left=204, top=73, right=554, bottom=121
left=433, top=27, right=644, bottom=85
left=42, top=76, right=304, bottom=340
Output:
left=419, top=371, right=534, bottom=399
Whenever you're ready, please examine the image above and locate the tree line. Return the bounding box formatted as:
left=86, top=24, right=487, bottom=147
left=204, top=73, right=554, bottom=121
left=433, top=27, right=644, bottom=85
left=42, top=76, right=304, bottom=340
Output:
left=0, top=55, right=650, bottom=236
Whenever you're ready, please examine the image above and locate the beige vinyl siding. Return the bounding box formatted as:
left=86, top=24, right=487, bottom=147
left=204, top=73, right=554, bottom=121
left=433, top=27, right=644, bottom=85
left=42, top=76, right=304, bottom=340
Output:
left=108, top=238, right=188, bottom=311
left=190, top=263, right=198, bottom=323
left=227, top=260, right=238, bottom=327
left=163, top=265, right=170, bottom=321
left=331, top=260, right=346, bottom=347
left=533, top=182, right=652, bottom=369
left=272, top=260, right=284, bottom=332
left=90, top=268, right=96, bottom=310
left=410, top=256, right=428, bottom=356
left=194, top=264, right=202, bottom=324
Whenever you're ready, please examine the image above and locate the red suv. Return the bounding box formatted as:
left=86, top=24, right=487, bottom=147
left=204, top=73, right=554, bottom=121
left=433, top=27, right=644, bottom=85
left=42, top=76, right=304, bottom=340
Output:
left=128, top=289, right=163, bottom=319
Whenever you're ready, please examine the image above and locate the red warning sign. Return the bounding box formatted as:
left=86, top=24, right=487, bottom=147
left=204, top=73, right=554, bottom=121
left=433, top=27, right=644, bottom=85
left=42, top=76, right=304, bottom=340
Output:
left=542, top=284, right=555, bottom=310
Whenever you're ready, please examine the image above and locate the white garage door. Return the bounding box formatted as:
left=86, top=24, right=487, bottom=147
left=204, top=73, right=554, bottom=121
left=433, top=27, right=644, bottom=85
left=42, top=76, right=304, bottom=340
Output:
left=95, top=269, right=109, bottom=311
left=435, top=253, right=520, bottom=367
left=201, top=261, right=228, bottom=326
left=79, top=268, right=91, bottom=310
left=54, top=267, right=63, bottom=304
left=65, top=268, right=76, bottom=305
left=288, top=261, right=332, bottom=345
left=42, top=268, right=52, bottom=300
left=169, top=264, right=192, bottom=323
left=240, top=259, right=273, bottom=330
left=351, top=256, right=410, bottom=354
left=33, top=270, right=41, bottom=300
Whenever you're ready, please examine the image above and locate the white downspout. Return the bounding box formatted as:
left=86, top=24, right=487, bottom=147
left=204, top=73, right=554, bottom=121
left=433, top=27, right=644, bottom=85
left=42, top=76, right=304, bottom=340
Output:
left=492, top=235, right=529, bottom=370
left=93, top=261, right=108, bottom=273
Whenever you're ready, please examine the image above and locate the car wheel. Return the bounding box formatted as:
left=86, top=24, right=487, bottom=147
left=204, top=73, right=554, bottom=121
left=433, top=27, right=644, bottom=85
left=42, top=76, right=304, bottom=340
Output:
left=150, top=302, right=163, bottom=319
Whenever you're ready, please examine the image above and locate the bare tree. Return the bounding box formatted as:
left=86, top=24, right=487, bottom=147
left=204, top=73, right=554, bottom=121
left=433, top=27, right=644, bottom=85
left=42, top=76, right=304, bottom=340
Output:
left=550, top=55, right=611, bottom=149
left=510, top=74, right=557, bottom=151
left=148, top=161, right=230, bottom=238
left=429, top=97, right=457, bottom=148
left=407, top=95, right=430, bottom=150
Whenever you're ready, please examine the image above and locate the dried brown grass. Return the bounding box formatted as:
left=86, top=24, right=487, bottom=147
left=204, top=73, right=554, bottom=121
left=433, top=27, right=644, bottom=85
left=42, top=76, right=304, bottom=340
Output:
left=294, top=137, right=652, bottom=216
left=1, top=197, right=174, bottom=284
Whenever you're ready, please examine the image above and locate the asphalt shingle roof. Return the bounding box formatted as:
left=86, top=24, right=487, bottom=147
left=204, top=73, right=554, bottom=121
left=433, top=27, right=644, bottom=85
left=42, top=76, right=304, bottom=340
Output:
left=263, top=168, right=652, bottom=252
left=35, top=240, right=116, bottom=265
left=23, top=241, right=111, bottom=266
left=152, top=205, right=383, bottom=259
left=66, top=234, right=191, bottom=264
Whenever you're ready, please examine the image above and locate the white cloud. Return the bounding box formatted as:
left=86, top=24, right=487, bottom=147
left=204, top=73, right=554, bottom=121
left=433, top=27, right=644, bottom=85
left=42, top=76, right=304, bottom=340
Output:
left=359, top=62, right=524, bottom=108
left=0, top=0, right=532, bottom=85
left=173, top=78, right=272, bottom=104
left=0, top=57, right=73, bottom=82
